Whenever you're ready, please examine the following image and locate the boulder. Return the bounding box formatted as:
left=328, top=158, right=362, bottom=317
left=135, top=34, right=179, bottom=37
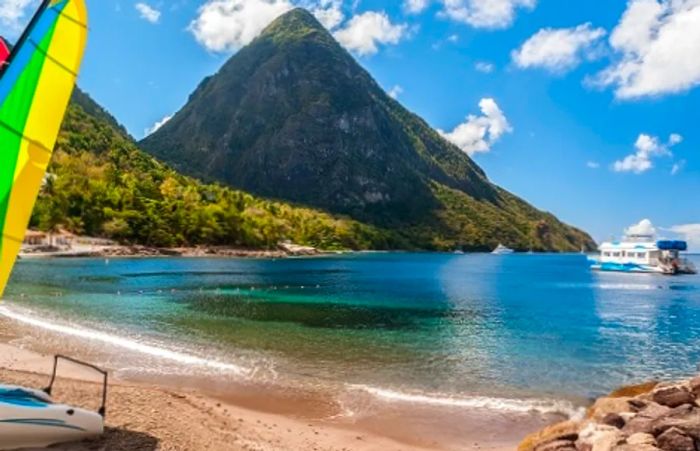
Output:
left=518, top=420, right=581, bottom=451
left=534, top=439, right=577, bottom=451
left=652, top=385, right=695, bottom=408
left=625, top=432, right=656, bottom=446
left=656, top=426, right=695, bottom=451
left=576, top=423, right=624, bottom=451
left=588, top=397, right=633, bottom=421
left=689, top=376, right=700, bottom=397
left=601, top=413, right=625, bottom=429
left=612, top=445, right=660, bottom=451
left=651, top=410, right=700, bottom=439
left=622, top=403, right=672, bottom=435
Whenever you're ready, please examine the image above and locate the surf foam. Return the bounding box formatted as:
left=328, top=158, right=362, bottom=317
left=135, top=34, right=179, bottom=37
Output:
left=348, top=384, right=584, bottom=418
left=0, top=305, right=250, bottom=376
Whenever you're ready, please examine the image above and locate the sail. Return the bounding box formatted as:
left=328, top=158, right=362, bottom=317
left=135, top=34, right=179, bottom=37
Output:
left=0, top=39, right=8, bottom=67
left=0, top=0, right=88, bottom=297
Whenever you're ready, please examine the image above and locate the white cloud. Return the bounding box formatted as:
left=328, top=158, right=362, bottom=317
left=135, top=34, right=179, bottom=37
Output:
left=388, top=85, right=403, bottom=99
left=669, top=133, right=683, bottom=145
left=626, top=218, right=656, bottom=237
left=586, top=161, right=600, bottom=169
left=668, top=223, right=700, bottom=250
left=439, top=0, right=536, bottom=29
left=136, top=2, right=161, bottom=23
left=447, top=33, right=459, bottom=42
left=438, top=98, right=512, bottom=156
left=312, top=0, right=344, bottom=30
left=475, top=61, right=495, bottom=73
left=594, top=0, right=700, bottom=99
left=0, top=0, right=33, bottom=34
left=333, top=11, right=407, bottom=56
left=145, top=114, right=173, bottom=137
left=404, top=0, right=430, bottom=14
left=671, top=159, right=686, bottom=175
left=190, top=0, right=294, bottom=52
left=613, top=133, right=681, bottom=174
left=512, top=23, right=606, bottom=73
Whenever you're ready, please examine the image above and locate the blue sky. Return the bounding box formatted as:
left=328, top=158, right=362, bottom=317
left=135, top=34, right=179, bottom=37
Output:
left=2, top=0, right=698, bottom=247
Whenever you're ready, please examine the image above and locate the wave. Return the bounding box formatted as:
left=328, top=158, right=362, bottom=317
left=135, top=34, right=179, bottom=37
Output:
left=347, top=384, right=585, bottom=418
left=0, top=305, right=251, bottom=377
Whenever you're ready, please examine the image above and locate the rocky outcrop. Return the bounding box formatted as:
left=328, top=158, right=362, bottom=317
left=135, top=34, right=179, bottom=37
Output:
left=520, top=376, right=700, bottom=451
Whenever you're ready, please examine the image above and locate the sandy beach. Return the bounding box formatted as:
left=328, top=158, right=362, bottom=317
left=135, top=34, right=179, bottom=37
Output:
left=0, top=318, right=530, bottom=451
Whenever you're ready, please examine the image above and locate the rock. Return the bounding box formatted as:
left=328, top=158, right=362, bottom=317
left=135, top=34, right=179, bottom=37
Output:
left=629, top=399, right=648, bottom=412
left=689, top=376, right=700, bottom=397
left=601, top=413, right=625, bottom=429
left=534, top=439, right=577, bottom=451
left=588, top=397, right=633, bottom=421
left=613, top=445, right=660, bottom=451
left=619, top=412, right=636, bottom=423
left=622, top=403, right=672, bottom=435
left=656, top=426, right=695, bottom=451
left=576, top=423, right=624, bottom=451
left=652, top=385, right=695, bottom=408
left=651, top=410, right=700, bottom=439
left=625, top=432, right=657, bottom=446
left=518, top=420, right=580, bottom=451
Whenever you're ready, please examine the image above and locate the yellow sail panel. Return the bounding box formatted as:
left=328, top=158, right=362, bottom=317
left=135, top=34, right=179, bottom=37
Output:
left=0, top=0, right=88, bottom=297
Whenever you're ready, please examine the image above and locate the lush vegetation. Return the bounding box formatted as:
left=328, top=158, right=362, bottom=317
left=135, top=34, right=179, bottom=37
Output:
left=30, top=92, right=396, bottom=250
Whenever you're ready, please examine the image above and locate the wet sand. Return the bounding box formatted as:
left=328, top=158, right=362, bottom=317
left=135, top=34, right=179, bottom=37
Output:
left=0, top=316, right=549, bottom=450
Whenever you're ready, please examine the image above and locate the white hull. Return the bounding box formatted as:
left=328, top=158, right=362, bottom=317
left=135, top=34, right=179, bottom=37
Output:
left=0, top=385, right=103, bottom=449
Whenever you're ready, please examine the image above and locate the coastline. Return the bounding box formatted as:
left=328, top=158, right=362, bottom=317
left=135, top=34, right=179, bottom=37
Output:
left=0, top=311, right=543, bottom=451
left=19, top=242, right=330, bottom=259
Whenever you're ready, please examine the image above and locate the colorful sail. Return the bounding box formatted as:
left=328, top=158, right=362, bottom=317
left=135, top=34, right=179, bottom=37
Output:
left=0, top=39, right=9, bottom=67
left=0, top=0, right=88, bottom=297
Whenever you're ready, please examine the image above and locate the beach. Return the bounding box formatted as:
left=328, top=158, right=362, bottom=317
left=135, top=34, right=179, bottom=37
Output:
left=0, top=328, right=524, bottom=451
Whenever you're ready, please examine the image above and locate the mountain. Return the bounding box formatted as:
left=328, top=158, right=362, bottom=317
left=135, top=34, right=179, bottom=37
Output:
left=140, top=9, right=593, bottom=252
left=31, top=88, right=396, bottom=250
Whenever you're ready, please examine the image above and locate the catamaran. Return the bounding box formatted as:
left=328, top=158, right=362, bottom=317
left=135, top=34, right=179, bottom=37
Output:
left=0, top=1, right=105, bottom=449
left=589, top=233, right=697, bottom=275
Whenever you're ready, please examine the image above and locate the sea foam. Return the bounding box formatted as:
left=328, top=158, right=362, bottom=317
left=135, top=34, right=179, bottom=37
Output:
left=348, top=384, right=585, bottom=419
left=0, top=305, right=250, bottom=376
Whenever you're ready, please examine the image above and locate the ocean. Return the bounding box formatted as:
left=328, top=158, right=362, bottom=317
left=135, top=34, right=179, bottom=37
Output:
left=2, top=253, right=700, bottom=421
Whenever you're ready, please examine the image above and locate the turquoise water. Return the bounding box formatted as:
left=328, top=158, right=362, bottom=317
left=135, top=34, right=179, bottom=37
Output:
left=3, top=253, right=700, bottom=412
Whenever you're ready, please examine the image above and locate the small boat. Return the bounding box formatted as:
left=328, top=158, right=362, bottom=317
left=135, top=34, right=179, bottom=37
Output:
left=491, top=244, right=514, bottom=255
left=589, top=233, right=697, bottom=275
left=0, top=356, right=106, bottom=450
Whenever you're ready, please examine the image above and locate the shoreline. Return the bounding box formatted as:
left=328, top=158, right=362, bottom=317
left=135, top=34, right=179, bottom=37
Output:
left=19, top=243, right=332, bottom=259
left=0, top=309, right=551, bottom=450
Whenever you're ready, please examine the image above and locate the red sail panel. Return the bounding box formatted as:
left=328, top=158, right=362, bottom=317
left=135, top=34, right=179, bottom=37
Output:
left=0, top=39, right=9, bottom=67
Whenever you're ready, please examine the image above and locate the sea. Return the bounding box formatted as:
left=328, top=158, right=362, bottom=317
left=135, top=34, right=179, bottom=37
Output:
left=2, top=253, right=700, bottom=427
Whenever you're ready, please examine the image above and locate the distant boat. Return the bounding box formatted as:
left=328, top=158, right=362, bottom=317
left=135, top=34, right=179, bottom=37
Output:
left=491, top=244, right=514, bottom=255
left=589, top=233, right=697, bottom=275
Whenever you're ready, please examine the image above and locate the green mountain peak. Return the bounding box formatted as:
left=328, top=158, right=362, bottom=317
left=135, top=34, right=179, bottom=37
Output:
left=258, top=8, right=333, bottom=45
left=140, top=8, right=595, bottom=252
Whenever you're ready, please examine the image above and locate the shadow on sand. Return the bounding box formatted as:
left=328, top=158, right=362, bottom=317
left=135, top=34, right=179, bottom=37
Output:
left=48, top=427, right=159, bottom=451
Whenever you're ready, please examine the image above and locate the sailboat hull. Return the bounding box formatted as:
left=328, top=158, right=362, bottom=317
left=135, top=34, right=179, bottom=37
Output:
left=0, top=385, right=103, bottom=449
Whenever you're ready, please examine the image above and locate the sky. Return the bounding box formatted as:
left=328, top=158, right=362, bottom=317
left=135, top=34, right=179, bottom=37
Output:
left=1, top=0, right=699, bottom=249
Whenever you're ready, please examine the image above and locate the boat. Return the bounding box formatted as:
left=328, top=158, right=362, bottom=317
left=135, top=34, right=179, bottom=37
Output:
left=491, top=244, right=514, bottom=255
left=0, top=356, right=107, bottom=449
left=589, top=233, right=697, bottom=275
left=0, top=0, right=98, bottom=448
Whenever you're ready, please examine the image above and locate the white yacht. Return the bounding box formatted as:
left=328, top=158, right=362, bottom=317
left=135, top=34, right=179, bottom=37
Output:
left=491, top=244, right=514, bottom=255
left=590, top=233, right=696, bottom=275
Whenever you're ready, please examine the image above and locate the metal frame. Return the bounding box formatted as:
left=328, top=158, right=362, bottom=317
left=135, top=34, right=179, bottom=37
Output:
left=43, top=355, right=108, bottom=417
